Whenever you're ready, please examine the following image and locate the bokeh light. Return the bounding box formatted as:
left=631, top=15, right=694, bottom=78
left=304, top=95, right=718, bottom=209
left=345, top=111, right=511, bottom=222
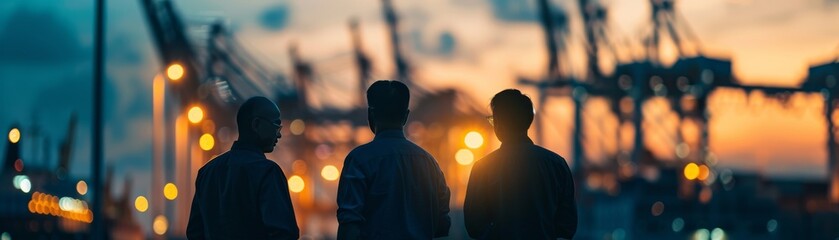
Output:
left=12, top=175, right=27, bottom=189
left=288, top=175, right=305, bottom=193
left=153, top=215, right=168, bottom=235
left=697, top=164, right=711, bottom=181
left=76, top=180, right=88, bottom=195
left=8, top=128, right=20, bottom=143
left=321, top=165, right=340, bottom=181
left=290, top=119, right=305, bottom=135
left=188, top=106, right=204, bottom=124
left=199, top=133, right=215, bottom=151
left=684, top=163, right=699, bottom=180
left=711, top=228, right=725, bottom=240
left=134, top=196, right=149, bottom=212
left=693, top=229, right=710, bottom=240
left=651, top=201, right=664, bottom=216
left=767, top=219, right=778, bottom=232
left=464, top=131, right=484, bottom=149
left=164, top=183, right=178, bottom=200
left=13, top=159, right=23, bottom=172
left=166, top=63, right=184, bottom=81
left=455, top=149, right=474, bottom=165
left=672, top=218, right=684, bottom=232
left=19, top=178, right=31, bottom=193
left=27, top=192, right=92, bottom=222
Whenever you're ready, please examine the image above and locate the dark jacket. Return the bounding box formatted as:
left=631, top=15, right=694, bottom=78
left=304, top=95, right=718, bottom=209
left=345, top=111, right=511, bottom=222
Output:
left=464, top=136, right=577, bottom=239
left=187, top=141, right=299, bottom=240
left=337, top=130, right=451, bottom=239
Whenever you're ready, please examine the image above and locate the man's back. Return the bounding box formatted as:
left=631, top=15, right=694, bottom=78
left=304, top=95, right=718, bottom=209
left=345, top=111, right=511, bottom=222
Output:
left=337, top=130, right=451, bottom=240
left=464, top=138, right=577, bottom=240
left=187, top=142, right=299, bottom=240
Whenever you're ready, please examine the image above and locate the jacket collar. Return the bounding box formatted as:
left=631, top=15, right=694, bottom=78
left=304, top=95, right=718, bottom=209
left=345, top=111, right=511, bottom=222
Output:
left=374, top=129, right=406, bottom=140
left=231, top=141, right=266, bottom=157
left=500, top=135, right=534, bottom=149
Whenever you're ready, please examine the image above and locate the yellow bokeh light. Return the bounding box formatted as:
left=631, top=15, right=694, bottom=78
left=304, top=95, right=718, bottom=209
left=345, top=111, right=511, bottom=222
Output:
left=321, top=165, right=340, bottom=181
left=166, top=63, right=184, bottom=81
left=188, top=106, right=204, bottom=124
left=134, top=196, right=149, bottom=212
left=290, top=119, right=305, bottom=135
left=76, top=180, right=88, bottom=195
left=164, top=183, right=178, bottom=200
left=153, top=215, right=168, bottom=235
left=684, top=163, right=700, bottom=180
left=464, top=131, right=484, bottom=149
left=8, top=128, right=20, bottom=143
left=697, top=165, right=710, bottom=181
left=199, top=133, right=215, bottom=151
left=288, top=175, right=305, bottom=193
left=455, top=149, right=475, bottom=165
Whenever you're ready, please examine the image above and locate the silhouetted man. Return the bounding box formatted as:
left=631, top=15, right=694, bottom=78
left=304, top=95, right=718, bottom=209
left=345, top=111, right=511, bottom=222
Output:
left=187, top=97, right=299, bottom=240
left=337, top=80, right=451, bottom=240
left=464, top=89, right=577, bottom=239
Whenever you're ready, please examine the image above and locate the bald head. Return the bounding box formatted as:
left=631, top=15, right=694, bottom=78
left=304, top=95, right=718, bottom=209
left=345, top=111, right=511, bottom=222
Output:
left=237, top=97, right=282, bottom=152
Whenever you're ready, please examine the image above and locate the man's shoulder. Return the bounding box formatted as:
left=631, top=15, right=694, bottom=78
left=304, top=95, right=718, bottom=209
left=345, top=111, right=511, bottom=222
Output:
left=198, top=152, right=228, bottom=171
left=347, top=141, right=375, bottom=158
left=489, top=145, right=567, bottom=163
left=532, top=145, right=565, bottom=159
left=529, top=145, right=572, bottom=169
left=200, top=151, right=278, bottom=171
left=348, top=139, right=433, bottom=159
left=474, top=149, right=502, bottom=170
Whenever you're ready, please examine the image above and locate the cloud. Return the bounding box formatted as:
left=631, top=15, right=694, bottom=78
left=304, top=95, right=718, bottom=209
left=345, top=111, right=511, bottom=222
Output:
left=0, top=7, right=86, bottom=64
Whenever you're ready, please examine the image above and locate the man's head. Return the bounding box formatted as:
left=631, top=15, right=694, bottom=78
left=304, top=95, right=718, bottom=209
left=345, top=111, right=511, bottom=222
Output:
left=490, top=89, right=534, bottom=142
left=237, top=96, right=282, bottom=153
left=366, top=80, right=410, bottom=133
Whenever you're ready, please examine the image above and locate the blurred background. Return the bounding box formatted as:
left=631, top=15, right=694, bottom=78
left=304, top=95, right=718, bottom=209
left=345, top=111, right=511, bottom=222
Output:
left=1, top=0, right=839, bottom=239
